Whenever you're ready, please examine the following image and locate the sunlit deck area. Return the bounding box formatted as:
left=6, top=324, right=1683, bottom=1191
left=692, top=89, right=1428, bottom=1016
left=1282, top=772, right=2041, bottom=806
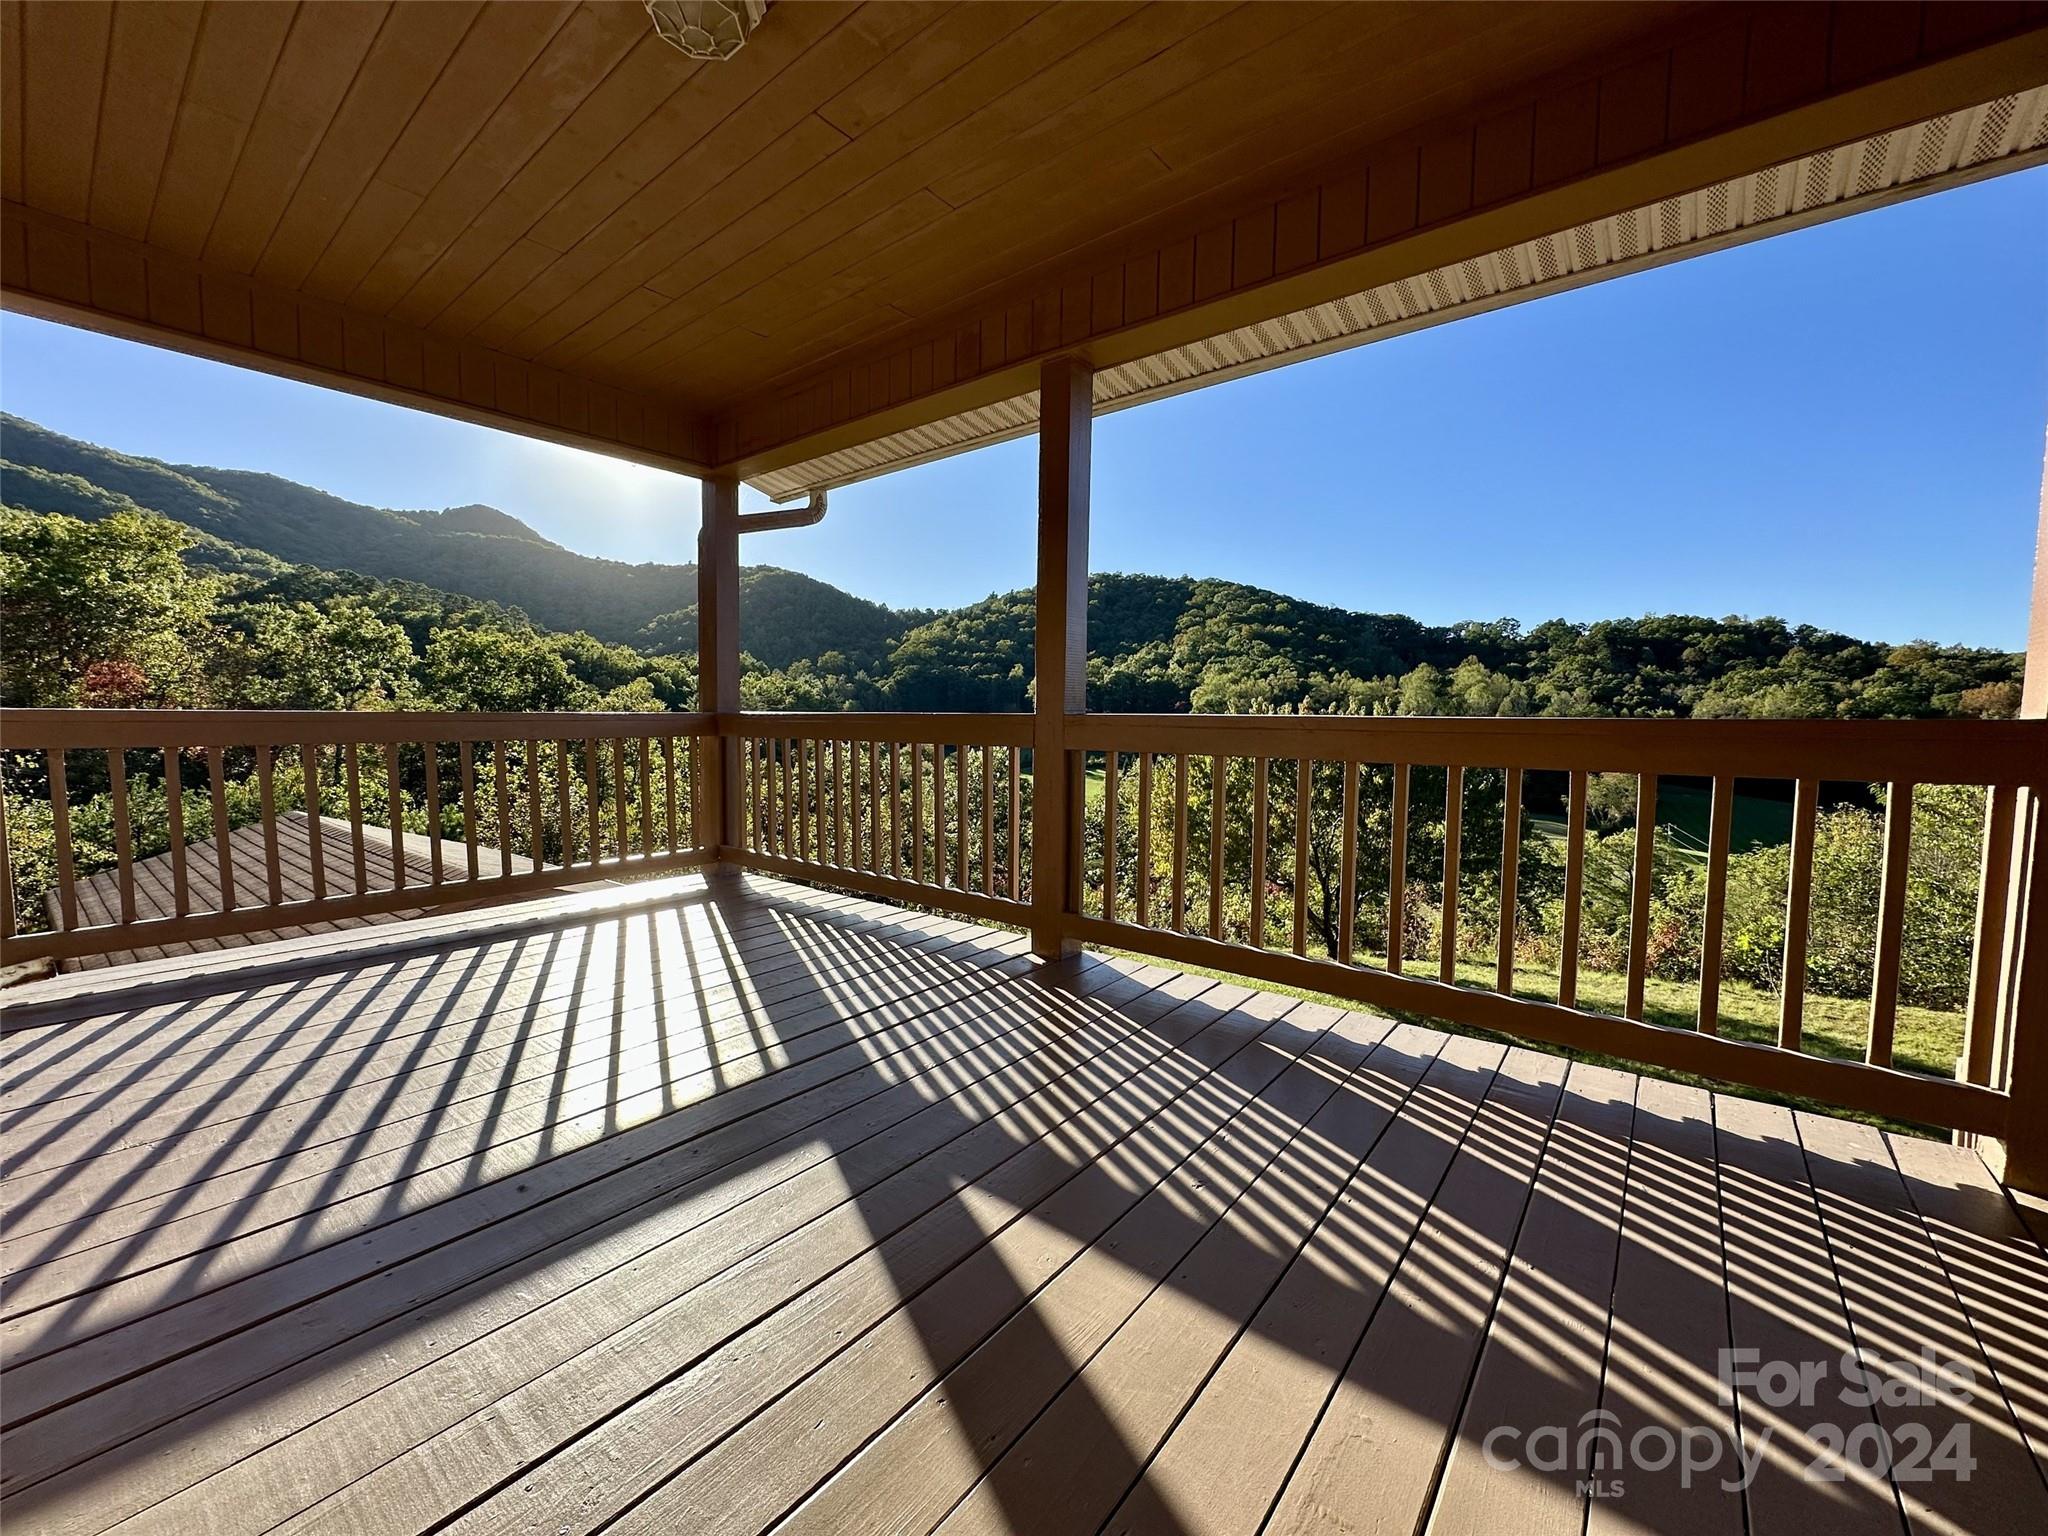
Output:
left=3, top=872, right=2043, bottom=1536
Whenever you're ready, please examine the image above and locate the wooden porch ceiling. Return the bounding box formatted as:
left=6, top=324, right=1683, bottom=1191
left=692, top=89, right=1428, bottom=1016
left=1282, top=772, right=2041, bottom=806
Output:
left=3, top=3, right=2046, bottom=487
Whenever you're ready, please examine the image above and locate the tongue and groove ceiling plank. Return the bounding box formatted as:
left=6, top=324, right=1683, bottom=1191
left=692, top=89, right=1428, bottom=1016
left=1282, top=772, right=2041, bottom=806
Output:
left=3, top=1, right=2044, bottom=482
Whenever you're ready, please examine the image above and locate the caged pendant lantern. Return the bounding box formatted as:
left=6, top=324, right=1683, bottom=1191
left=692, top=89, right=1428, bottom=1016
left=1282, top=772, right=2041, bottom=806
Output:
left=644, top=0, right=769, bottom=61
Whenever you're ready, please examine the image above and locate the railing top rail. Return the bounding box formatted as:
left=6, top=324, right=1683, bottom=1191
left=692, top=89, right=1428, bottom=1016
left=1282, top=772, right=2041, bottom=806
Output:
left=0, top=709, right=717, bottom=752
left=724, top=711, right=1033, bottom=747
left=1065, top=712, right=2048, bottom=785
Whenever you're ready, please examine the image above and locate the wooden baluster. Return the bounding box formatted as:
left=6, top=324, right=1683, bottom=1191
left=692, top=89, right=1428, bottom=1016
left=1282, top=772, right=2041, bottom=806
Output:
left=981, top=744, right=995, bottom=897
left=166, top=745, right=189, bottom=916
left=820, top=739, right=833, bottom=863
left=1559, top=769, right=1585, bottom=1007
left=816, top=736, right=826, bottom=862
left=688, top=736, right=704, bottom=852
left=529, top=739, right=546, bottom=874
left=742, top=736, right=757, bottom=852
left=1338, top=759, right=1359, bottom=965
left=1208, top=754, right=1226, bottom=940
left=911, top=743, right=926, bottom=883
left=955, top=741, right=969, bottom=890
left=423, top=743, right=443, bottom=885
left=303, top=743, right=328, bottom=900
left=638, top=735, right=654, bottom=859
left=610, top=737, right=628, bottom=865
left=1496, top=767, right=1522, bottom=994
left=108, top=747, right=136, bottom=924
left=846, top=739, right=859, bottom=866
left=1697, top=773, right=1733, bottom=1033
left=1250, top=756, right=1268, bottom=948
left=1103, top=750, right=1120, bottom=922
left=1624, top=772, right=1656, bottom=1020
left=0, top=790, right=13, bottom=941
left=48, top=749, right=77, bottom=931
left=837, top=739, right=851, bottom=866
left=344, top=744, right=367, bottom=894
left=490, top=741, right=512, bottom=877
left=1962, top=784, right=2019, bottom=1085
left=1171, top=754, right=1190, bottom=932
left=457, top=741, right=480, bottom=879
left=782, top=738, right=795, bottom=860
left=798, top=736, right=812, bottom=863
left=664, top=736, right=680, bottom=854
left=583, top=738, right=602, bottom=865
left=1388, top=763, right=1409, bottom=975
left=769, top=739, right=784, bottom=857
left=1866, top=781, right=1915, bottom=1068
left=869, top=742, right=883, bottom=873
left=207, top=746, right=235, bottom=911
left=1779, top=776, right=1820, bottom=1050
left=1135, top=752, right=1153, bottom=926
left=556, top=740, right=574, bottom=867
left=785, top=738, right=799, bottom=862
left=1438, top=767, right=1461, bottom=984
left=257, top=743, right=283, bottom=906
left=1009, top=746, right=1023, bottom=901
left=853, top=740, right=867, bottom=872
left=386, top=745, right=407, bottom=891
left=1292, top=755, right=1311, bottom=956
left=815, top=736, right=827, bottom=863
left=934, top=745, right=949, bottom=889
left=890, top=742, right=904, bottom=880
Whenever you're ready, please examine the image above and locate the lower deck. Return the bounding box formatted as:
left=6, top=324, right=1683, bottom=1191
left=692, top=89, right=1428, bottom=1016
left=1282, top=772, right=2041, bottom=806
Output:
left=2, top=872, right=2044, bottom=1536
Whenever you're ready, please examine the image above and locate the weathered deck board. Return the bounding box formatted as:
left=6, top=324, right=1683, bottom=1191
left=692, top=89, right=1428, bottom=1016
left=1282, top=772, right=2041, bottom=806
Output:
left=1, top=871, right=2040, bottom=1536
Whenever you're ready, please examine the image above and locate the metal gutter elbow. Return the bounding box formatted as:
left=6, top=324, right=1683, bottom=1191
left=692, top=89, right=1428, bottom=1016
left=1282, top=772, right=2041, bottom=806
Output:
left=735, top=488, right=827, bottom=534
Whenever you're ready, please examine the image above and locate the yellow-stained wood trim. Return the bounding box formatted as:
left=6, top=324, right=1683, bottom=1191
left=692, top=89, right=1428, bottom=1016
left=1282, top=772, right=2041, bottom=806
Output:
left=1061, top=714, right=2048, bottom=786
left=722, top=712, right=1034, bottom=749
left=0, top=709, right=715, bottom=751
left=719, top=16, right=2048, bottom=479
left=0, top=200, right=713, bottom=473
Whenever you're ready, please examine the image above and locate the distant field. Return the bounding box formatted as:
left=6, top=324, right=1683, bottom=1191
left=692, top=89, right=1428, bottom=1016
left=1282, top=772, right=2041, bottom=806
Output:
left=1528, top=782, right=1792, bottom=868
left=1094, top=766, right=1793, bottom=861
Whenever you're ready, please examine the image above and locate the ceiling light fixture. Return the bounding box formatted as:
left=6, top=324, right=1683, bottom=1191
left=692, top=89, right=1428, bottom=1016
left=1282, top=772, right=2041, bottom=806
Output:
left=644, top=0, right=768, bottom=61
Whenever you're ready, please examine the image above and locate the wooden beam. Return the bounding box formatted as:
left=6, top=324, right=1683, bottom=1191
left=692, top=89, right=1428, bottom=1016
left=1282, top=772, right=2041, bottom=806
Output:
left=1031, top=355, right=1090, bottom=958
left=697, top=476, right=742, bottom=854
left=1987, top=430, right=2048, bottom=1192
left=0, top=202, right=713, bottom=474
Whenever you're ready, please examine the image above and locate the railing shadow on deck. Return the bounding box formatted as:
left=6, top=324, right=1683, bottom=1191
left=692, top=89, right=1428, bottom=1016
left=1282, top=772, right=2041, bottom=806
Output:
left=2, top=876, right=2041, bottom=1535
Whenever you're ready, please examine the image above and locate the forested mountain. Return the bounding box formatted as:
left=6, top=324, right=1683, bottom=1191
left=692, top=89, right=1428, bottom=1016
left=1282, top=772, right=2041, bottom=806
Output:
left=0, top=414, right=2022, bottom=723
left=0, top=414, right=919, bottom=658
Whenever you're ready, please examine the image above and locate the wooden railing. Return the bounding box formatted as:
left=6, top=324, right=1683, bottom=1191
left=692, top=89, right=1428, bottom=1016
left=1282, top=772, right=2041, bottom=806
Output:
left=5, top=705, right=2043, bottom=1141
left=724, top=712, right=1034, bottom=927
left=1061, top=714, right=2048, bottom=1137
left=0, top=709, right=715, bottom=964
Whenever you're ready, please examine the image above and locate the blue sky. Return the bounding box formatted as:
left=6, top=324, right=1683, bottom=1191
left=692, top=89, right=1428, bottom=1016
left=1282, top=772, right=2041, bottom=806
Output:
left=3, top=166, right=2043, bottom=649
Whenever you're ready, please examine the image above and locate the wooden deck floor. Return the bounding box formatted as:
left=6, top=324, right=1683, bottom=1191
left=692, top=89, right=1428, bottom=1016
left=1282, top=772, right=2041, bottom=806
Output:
left=3, top=872, right=2044, bottom=1536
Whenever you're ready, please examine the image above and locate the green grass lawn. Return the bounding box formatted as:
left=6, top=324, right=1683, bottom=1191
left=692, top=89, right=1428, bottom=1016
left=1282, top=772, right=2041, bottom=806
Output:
left=1528, top=783, right=1793, bottom=869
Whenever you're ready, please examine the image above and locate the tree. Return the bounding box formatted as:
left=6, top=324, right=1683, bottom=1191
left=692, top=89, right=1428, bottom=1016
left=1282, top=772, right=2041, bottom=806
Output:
left=214, top=598, right=416, bottom=709
left=0, top=507, right=217, bottom=706
left=420, top=622, right=586, bottom=712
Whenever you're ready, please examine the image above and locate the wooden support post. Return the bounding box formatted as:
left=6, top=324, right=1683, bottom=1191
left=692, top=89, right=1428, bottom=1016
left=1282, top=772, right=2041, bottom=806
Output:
left=1032, top=355, right=1090, bottom=958
left=697, top=475, right=743, bottom=855
left=1985, top=435, right=2048, bottom=1191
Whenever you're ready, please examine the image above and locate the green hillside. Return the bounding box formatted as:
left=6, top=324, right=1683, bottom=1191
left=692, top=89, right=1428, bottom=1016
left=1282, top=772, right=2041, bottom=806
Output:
left=0, top=414, right=918, bottom=661
left=0, top=412, right=2022, bottom=725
